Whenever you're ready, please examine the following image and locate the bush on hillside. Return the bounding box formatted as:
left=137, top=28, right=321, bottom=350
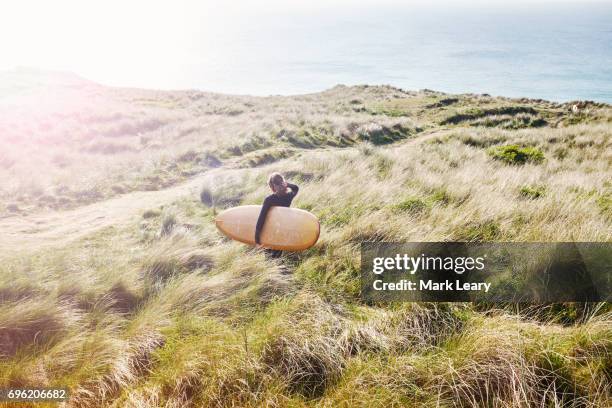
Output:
left=356, top=122, right=411, bottom=145
left=488, top=144, right=545, bottom=165
left=392, top=197, right=428, bottom=214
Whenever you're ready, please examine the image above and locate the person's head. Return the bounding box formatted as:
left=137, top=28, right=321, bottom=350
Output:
left=268, top=172, right=288, bottom=195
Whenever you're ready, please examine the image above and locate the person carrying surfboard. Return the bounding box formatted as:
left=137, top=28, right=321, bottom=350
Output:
left=255, top=172, right=299, bottom=257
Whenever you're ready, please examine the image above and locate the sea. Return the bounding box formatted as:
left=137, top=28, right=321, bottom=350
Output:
left=192, top=2, right=612, bottom=102
left=10, top=2, right=612, bottom=102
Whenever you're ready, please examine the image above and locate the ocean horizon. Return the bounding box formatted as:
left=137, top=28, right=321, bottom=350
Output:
left=2, top=2, right=612, bottom=102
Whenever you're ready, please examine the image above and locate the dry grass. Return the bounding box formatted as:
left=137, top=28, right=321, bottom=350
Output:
left=0, top=72, right=610, bottom=407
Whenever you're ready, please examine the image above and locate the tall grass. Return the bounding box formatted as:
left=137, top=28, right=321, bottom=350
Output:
left=0, top=75, right=610, bottom=407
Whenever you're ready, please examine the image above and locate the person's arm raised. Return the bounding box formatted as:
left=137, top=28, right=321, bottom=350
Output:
left=287, top=183, right=299, bottom=197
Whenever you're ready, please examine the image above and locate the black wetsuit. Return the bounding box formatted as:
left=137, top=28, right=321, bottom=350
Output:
left=255, top=183, right=299, bottom=256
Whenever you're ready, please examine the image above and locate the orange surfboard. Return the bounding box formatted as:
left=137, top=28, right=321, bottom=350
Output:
left=215, top=205, right=320, bottom=251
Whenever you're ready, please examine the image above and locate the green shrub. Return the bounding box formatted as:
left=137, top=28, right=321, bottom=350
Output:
left=392, top=189, right=451, bottom=215
left=356, top=123, right=412, bottom=145
left=429, top=188, right=451, bottom=205
left=488, top=144, right=545, bottom=165
left=393, top=197, right=428, bottom=214
left=519, top=185, right=546, bottom=199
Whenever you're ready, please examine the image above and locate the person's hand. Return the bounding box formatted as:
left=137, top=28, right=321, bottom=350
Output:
left=255, top=243, right=263, bottom=249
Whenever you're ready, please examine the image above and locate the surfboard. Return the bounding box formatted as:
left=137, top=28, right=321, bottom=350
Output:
left=215, top=205, right=320, bottom=251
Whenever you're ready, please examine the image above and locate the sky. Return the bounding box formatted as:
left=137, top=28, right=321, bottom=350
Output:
left=1, top=0, right=610, bottom=94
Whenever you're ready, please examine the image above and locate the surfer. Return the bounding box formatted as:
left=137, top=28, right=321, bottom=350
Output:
left=255, top=172, right=299, bottom=257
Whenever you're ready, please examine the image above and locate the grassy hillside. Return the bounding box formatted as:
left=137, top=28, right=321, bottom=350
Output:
left=0, top=71, right=611, bottom=407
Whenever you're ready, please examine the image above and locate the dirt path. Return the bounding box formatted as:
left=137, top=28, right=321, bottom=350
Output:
left=0, top=167, right=239, bottom=253
left=0, top=130, right=446, bottom=254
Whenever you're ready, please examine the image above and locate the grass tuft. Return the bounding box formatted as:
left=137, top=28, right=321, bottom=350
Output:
left=488, top=144, right=545, bottom=165
left=519, top=185, right=546, bottom=199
